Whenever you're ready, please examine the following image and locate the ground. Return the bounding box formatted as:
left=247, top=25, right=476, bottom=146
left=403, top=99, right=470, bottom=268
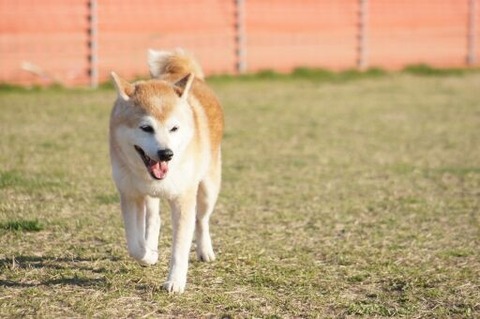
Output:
left=0, top=72, right=479, bottom=318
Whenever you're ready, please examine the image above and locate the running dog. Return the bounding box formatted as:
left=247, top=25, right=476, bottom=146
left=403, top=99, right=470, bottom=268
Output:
left=109, top=49, right=223, bottom=293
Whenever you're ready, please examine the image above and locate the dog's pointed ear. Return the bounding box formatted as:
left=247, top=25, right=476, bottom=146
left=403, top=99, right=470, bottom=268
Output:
left=174, top=73, right=194, bottom=101
left=111, top=72, right=134, bottom=101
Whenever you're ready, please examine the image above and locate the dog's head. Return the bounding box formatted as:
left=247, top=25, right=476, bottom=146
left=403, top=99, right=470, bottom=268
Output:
left=110, top=72, right=195, bottom=180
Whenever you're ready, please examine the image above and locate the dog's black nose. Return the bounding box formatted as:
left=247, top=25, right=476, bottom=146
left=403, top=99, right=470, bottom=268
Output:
left=158, top=148, right=174, bottom=162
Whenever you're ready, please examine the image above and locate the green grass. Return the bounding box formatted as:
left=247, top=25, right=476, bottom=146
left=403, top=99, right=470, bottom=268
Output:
left=403, top=64, right=476, bottom=77
left=0, top=71, right=479, bottom=317
left=207, top=66, right=388, bottom=83
left=0, top=219, right=43, bottom=232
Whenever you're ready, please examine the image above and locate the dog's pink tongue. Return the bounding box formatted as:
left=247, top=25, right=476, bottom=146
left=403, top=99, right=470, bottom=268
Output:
left=150, top=161, right=168, bottom=179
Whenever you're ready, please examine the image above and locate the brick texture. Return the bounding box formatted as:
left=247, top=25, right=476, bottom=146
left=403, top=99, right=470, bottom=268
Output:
left=0, top=0, right=478, bottom=86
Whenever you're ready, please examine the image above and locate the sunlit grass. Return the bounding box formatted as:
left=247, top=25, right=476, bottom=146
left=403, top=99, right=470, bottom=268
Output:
left=0, top=72, right=479, bottom=317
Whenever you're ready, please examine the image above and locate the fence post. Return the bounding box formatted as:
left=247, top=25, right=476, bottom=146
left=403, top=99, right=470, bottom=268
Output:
left=357, top=0, right=368, bottom=70
left=467, top=0, right=477, bottom=65
left=88, top=0, right=99, bottom=88
left=235, top=0, right=246, bottom=74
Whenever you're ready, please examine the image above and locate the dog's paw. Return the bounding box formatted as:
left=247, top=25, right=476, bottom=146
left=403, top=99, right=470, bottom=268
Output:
left=131, top=248, right=158, bottom=266
left=162, top=279, right=186, bottom=294
left=196, top=246, right=216, bottom=262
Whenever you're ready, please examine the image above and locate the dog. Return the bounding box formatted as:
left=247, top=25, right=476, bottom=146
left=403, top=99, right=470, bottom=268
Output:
left=109, top=49, right=223, bottom=293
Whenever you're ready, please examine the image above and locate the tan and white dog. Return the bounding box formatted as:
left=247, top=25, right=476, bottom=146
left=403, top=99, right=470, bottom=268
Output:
left=109, top=49, right=223, bottom=293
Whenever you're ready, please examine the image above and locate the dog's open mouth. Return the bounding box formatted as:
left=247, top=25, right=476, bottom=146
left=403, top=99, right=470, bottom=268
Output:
left=134, top=145, right=168, bottom=180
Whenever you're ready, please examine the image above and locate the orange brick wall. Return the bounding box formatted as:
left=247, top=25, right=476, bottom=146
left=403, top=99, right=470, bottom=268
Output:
left=369, top=0, right=473, bottom=68
left=245, top=0, right=358, bottom=71
left=97, top=0, right=237, bottom=80
left=0, top=0, right=90, bottom=85
left=0, top=0, right=479, bottom=86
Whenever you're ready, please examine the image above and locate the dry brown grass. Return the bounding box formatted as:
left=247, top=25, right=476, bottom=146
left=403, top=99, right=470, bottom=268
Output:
left=0, top=72, right=479, bottom=317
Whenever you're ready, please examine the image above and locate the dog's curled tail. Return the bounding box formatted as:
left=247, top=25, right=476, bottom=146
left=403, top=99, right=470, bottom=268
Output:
left=148, top=48, right=205, bottom=81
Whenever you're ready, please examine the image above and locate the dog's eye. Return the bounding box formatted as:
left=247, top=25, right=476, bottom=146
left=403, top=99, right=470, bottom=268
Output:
left=169, top=126, right=179, bottom=133
left=140, top=125, right=154, bottom=133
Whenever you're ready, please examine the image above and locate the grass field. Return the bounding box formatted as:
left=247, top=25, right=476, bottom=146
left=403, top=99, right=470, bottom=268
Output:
left=0, top=72, right=479, bottom=318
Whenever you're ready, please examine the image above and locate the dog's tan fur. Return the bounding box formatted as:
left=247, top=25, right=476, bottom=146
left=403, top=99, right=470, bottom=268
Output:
left=109, top=49, right=223, bottom=293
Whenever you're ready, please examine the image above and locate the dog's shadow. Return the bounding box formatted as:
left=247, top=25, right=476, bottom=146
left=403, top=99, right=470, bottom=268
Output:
left=0, top=255, right=121, bottom=289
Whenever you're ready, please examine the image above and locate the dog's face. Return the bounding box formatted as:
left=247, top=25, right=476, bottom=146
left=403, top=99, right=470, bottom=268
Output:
left=128, top=100, right=194, bottom=180
left=111, top=73, right=195, bottom=180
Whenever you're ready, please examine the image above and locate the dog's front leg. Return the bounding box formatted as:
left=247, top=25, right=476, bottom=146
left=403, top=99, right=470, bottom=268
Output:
left=120, top=194, right=159, bottom=266
left=144, top=195, right=161, bottom=264
left=163, top=190, right=197, bottom=293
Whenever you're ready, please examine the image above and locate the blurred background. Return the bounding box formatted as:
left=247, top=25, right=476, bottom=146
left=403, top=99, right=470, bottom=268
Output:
left=0, top=0, right=478, bottom=87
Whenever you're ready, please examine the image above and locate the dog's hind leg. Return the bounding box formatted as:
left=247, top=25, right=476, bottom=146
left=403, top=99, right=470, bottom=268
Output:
left=195, top=156, right=221, bottom=262
left=120, top=194, right=159, bottom=266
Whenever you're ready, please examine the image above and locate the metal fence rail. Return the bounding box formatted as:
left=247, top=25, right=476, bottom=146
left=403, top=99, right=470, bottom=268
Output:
left=0, top=0, right=478, bottom=87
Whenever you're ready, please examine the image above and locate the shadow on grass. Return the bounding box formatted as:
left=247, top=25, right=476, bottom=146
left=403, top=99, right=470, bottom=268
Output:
left=0, top=255, right=121, bottom=288
left=0, top=255, right=121, bottom=269
left=0, top=277, right=106, bottom=288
